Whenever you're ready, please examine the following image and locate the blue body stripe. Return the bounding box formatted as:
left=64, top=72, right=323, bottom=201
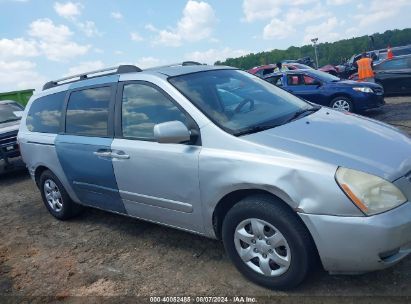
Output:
left=55, top=134, right=126, bottom=214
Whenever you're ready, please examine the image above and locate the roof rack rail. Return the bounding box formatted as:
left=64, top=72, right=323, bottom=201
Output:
left=145, top=61, right=205, bottom=70
left=182, top=61, right=203, bottom=66
left=42, top=64, right=142, bottom=91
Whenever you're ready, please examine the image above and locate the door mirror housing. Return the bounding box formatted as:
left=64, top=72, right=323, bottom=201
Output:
left=13, top=111, right=24, bottom=118
left=154, top=121, right=191, bottom=144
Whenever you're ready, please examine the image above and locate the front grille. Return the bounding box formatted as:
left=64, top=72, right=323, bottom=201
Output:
left=0, top=135, right=17, bottom=147
left=0, top=131, right=19, bottom=159
left=0, top=130, right=18, bottom=146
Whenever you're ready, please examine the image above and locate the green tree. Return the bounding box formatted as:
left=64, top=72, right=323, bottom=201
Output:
left=216, top=28, right=411, bottom=69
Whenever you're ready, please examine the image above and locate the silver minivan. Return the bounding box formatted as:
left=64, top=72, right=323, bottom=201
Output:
left=18, top=63, right=411, bottom=289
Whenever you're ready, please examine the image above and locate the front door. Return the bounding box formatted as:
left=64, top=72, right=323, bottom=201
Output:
left=111, top=81, right=203, bottom=232
left=55, top=84, right=126, bottom=214
left=286, top=74, right=323, bottom=104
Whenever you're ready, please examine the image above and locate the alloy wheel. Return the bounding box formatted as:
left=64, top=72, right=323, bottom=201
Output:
left=43, top=179, right=63, bottom=212
left=332, top=99, right=351, bottom=112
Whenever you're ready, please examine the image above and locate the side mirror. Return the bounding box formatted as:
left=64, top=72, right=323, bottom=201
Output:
left=13, top=111, right=24, bottom=118
left=154, top=121, right=191, bottom=144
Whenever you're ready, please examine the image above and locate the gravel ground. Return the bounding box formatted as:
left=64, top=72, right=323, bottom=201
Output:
left=1, top=96, right=411, bottom=303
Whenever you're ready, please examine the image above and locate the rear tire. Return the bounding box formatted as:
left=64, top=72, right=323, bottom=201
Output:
left=39, top=170, right=83, bottom=220
left=330, top=96, right=353, bottom=112
left=222, top=195, right=316, bottom=290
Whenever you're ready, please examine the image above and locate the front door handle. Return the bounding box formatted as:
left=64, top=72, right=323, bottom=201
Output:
left=111, top=151, right=130, bottom=159
left=93, top=150, right=112, bottom=158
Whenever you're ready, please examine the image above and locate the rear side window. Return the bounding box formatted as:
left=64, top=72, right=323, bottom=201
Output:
left=26, top=92, right=65, bottom=133
left=66, top=87, right=111, bottom=137
left=287, top=75, right=303, bottom=86
left=303, top=75, right=316, bottom=85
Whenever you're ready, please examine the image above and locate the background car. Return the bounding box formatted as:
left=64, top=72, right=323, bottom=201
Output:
left=247, top=64, right=277, bottom=77
left=264, top=69, right=384, bottom=112
left=349, top=55, right=411, bottom=95
left=0, top=100, right=25, bottom=174
left=318, top=64, right=339, bottom=76
left=339, top=45, right=411, bottom=79
left=247, top=63, right=313, bottom=78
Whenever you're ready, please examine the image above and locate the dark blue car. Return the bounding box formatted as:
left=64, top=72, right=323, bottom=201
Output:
left=264, top=69, right=384, bottom=112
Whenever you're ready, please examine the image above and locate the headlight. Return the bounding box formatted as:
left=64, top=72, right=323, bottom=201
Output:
left=353, top=87, right=374, bottom=93
left=335, top=167, right=406, bottom=215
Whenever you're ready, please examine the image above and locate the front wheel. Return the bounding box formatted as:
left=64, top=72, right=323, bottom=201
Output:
left=330, top=96, right=353, bottom=112
left=222, top=195, right=317, bottom=290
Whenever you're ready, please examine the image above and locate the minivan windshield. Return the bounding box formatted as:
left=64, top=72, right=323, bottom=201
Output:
left=0, top=102, right=22, bottom=124
left=169, top=69, right=316, bottom=135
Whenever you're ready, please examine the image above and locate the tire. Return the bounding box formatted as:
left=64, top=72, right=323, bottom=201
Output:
left=39, top=170, right=83, bottom=220
left=330, top=96, right=353, bottom=112
left=222, top=195, right=316, bottom=290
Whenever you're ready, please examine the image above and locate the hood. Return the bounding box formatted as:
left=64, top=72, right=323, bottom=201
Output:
left=243, top=108, right=411, bottom=181
left=0, top=120, right=20, bottom=135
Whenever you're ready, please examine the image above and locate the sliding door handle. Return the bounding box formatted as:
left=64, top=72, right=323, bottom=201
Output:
left=93, top=151, right=112, bottom=158
left=111, top=151, right=130, bottom=159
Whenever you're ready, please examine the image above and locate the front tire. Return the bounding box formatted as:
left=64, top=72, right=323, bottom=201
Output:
left=39, top=170, right=83, bottom=220
left=330, top=96, right=353, bottom=112
left=222, top=195, right=316, bottom=290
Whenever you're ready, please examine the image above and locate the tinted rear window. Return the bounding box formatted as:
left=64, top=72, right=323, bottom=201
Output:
left=65, top=87, right=111, bottom=137
left=26, top=92, right=65, bottom=133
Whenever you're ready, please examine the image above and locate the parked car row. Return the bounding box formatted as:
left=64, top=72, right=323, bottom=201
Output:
left=349, top=55, right=411, bottom=95
left=264, top=69, right=384, bottom=113
left=339, top=45, right=411, bottom=79
left=249, top=54, right=411, bottom=101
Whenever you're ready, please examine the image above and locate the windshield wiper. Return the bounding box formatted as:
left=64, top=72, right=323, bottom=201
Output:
left=234, top=123, right=282, bottom=136
left=234, top=106, right=321, bottom=136
left=283, top=106, right=321, bottom=124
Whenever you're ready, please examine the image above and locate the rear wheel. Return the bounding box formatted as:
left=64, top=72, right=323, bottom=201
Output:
left=222, top=195, right=316, bottom=290
left=330, top=96, right=353, bottom=112
left=39, top=170, right=83, bottom=220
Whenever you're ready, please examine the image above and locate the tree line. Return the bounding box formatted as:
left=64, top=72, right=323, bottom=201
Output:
left=215, top=28, right=411, bottom=69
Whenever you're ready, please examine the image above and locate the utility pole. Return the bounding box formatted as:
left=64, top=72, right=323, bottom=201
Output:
left=311, top=38, right=319, bottom=69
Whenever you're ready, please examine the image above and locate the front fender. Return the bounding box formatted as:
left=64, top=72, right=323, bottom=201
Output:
left=198, top=147, right=363, bottom=237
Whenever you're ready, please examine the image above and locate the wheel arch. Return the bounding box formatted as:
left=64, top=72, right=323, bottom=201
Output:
left=34, top=165, right=50, bottom=188
left=212, top=188, right=322, bottom=271
left=212, top=188, right=298, bottom=240
left=33, top=163, right=81, bottom=204
left=329, top=93, right=353, bottom=105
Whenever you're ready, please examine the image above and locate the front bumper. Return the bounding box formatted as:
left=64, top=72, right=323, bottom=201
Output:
left=355, top=93, right=385, bottom=111
left=299, top=202, right=411, bottom=274
left=0, top=141, right=25, bottom=174
left=0, top=155, right=25, bottom=174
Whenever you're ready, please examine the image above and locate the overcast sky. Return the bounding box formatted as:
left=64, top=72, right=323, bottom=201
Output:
left=0, top=0, right=410, bottom=92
